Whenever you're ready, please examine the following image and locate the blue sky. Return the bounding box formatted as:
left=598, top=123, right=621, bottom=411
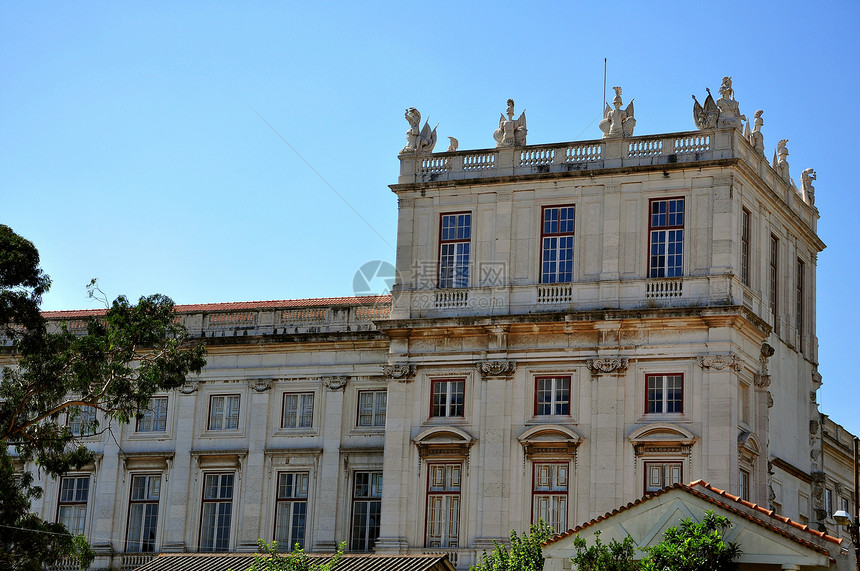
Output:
left=2, top=1, right=859, bottom=434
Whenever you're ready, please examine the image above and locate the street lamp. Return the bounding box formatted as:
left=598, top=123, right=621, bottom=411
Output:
left=834, top=437, right=859, bottom=571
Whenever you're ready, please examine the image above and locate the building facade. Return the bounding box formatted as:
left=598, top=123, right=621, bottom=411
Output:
left=19, top=82, right=857, bottom=570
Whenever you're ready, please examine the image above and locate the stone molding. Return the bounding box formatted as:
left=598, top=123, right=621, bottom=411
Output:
left=586, top=358, right=629, bottom=378
left=697, top=354, right=741, bottom=372
left=248, top=378, right=272, bottom=392
left=322, top=376, right=349, bottom=391
left=475, top=360, right=516, bottom=379
left=383, top=364, right=416, bottom=382
left=754, top=374, right=771, bottom=388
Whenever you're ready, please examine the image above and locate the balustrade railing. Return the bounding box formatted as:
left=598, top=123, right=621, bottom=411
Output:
left=646, top=278, right=683, bottom=298
left=462, top=152, right=495, bottom=170
left=435, top=289, right=469, bottom=308
left=420, top=156, right=450, bottom=174
left=674, top=134, right=710, bottom=154
left=537, top=284, right=573, bottom=304
left=520, top=148, right=554, bottom=166
left=628, top=138, right=663, bottom=157
left=565, top=142, right=602, bottom=163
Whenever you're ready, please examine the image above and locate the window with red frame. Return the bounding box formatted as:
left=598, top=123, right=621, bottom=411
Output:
left=533, top=463, right=568, bottom=531
left=649, top=198, right=684, bottom=278
left=535, top=376, right=570, bottom=416
left=541, top=206, right=575, bottom=283
left=426, top=464, right=461, bottom=548
left=646, top=374, right=683, bottom=414
left=431, top=379, right=465, bottom=418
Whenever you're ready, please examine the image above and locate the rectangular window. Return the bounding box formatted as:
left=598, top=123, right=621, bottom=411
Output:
left=649, top=198, right=684, bottom=278
left=741, top=208, right=750, bottom=286
left=208, top=395, right=240, bottom=431
left=825, top=488, right=833, bottom=517
left=200, top=473, right=234, bottom=552
left=541, top=206, right=575, bottom=284
left=426, top=464, right=461, bottom=548
left=439, top=213, right=471, bottom=288
left=645, top=374, right=683, bottom=414
left=357, top=390, right=387, bottom=427
left=431, top=379, right=465, bottom=418
left=275, top=472, right=309, bottom=550
left=644, top=462, right=682, bottom=493
left=136, top=397, right=168, bottom=432
left=740, top=382, right=750, bottom=426
left=841, top=497, right=850, bottom=514
left=282, top=393, right=314, bottom=429
left=796, top=259, right=804, bottom=336
left=127, top=475, right=161, bottom=552
left=533, top=463, right=568, bottom=532
left=57, top=476, right=89, bottom=535
left=535, top=376, right=570, bottom=416
left=68, top=406, right=97, bottom=436
left=798, top=492, right=809, bottom=525
left=351, top=471, right=382, bottom=551
left=769, top=235, right=779, bottom=316
left=739, top=469, right=750, bottom=501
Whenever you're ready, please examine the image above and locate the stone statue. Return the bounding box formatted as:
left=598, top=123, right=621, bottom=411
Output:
left=599, top=86, right=636, bottom=138
left=401, top=107, right=438, bottom=155
left=692, top=88, right=719, bottom=129
left=715, top=76, right=746, bottom=130
left=493, top=99, right=527, bottom=147
left=801, top=168, right=817, bottom=205
left=773, top=139, right=791, bottom=182
left=745, top=109, right=765, bottom=154
left=446, top=136, right=459, bottom=153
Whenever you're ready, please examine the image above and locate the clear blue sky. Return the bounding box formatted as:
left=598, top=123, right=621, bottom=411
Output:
left=3, top=1, right=859, bottom=435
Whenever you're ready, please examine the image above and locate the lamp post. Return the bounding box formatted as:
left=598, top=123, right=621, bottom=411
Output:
left=834, top=436, right=859, bottom=571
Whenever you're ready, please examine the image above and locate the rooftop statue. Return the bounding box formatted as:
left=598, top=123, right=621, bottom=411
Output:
left=744, top=109, right=765, bottom=155
left=801, top=168, right=817, bottom=206
left=446, top=136, right=459, bottom=153
left=773, top=139, right=791, bottom=183
left=401, top=107, right=438, bottom=155
left=599, top=86, right=636, bottom=138
left=692, top=88, right=719, bottom=129
left=493, top=99, right=527, bottom=147
left=716, top=76, right=746, bottom=130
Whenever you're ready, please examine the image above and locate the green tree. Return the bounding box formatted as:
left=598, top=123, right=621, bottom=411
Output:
left=570, top=531, right=639, bottom=571
left=237, top=540, right=345, bottom=571
left=470, top=520, right=556, bottom=571
left=640, top=511, right=741, bottom=571
left=0, top=225, right=206, bottom=570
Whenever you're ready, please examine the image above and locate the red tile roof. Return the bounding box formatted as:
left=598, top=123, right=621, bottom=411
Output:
left=41, top=295, right=392, bottom=319
left=544, top=479, right=841, bottom=557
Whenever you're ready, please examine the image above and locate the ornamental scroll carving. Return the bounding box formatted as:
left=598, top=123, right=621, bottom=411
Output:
left=697, top=354, right=741, bottom=372
left=586, top=358, right=629, bottom=378
left=248, top=378, right=272, bottom=392
left=475, top=361, right=516, bottom=379
left=179, top=380, right=199, bottom=394
left=322, top=376, right=349, bottom=391
left=383, top=365, right=416, bottom=382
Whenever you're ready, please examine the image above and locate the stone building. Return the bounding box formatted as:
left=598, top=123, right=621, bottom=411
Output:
left=19, top=80, right=857, bottom=570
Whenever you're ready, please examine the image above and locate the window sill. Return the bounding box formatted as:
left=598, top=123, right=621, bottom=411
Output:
left=527, top=415, right=575, bottom=426
left=200, top=429, right=245, bottom=439
left=272, top=428, right=319, bottom=438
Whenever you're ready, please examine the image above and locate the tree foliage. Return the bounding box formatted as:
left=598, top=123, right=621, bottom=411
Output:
left=0, top=225, right=206, bottom=569
left=235, top=540, right=344, bottom=571
left=470, top=520, right=556, bottom=571
left=570, top=531, right=638, bottom=571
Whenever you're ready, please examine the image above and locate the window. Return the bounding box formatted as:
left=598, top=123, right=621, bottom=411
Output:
left=57, top=476, right=89, bottom=535
left=535, top=376, right=570, bottom=416
left=357, top=390, right=386, bottom=427
left=439, top=213, right=471, bottom=288
left=208, top=395, right=240, bottom=431
left=200, top=473, right=234, bottom=552
left=739, top=469, right=750, bottom=501
left=431, top=379, right=465, bottom=418
left=136, top=398, right=167, bottom=432
left=798, top=492, right=809, bottom=525
left=351, top=471, right=382, bottom=551
left=739, top=382, right=750, bottom=426
left=541, top=206, right=575, bottom=283
left=825, top=488, right=833, bottom=517
left=645, top=374, right=683, bottom=414
left=275, top=472, right=309, bottom=550
left=533, top=463, right=568, bottom=532
left=282, top=393, right=314, bottom=429
left=644, top=462, right=682, bottom=493
left=796, top=259, right=804, bottom=335
left=741, top=208, right=750, bottom=285
left=769, top=235, right=778, bottom=316
left=68, top=405, right=97, bottom=436
left=127, top=475, right=160, bottom=552
left=426, top=464, right=461, bottom=548
left=648, top=198, right=684, bottom=278
left=841, top=496, right=851, bottom=515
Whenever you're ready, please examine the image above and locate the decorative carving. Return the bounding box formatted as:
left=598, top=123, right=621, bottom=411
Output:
left=322, top=376, right=348, bottom=391
left=179, top=380, right=199, bottom=394
left=753, top=374, right=771, bottom=388
left=692, top=88, right=719, bottom=129
left=773, top=139, right=790, bottom=182
left=383, top=364, right=416, bottom=382
left=767, top=392, right=774, bottom=408
left=446, top=136, right=458, bottom=152
left=248, top=378, right=271, bottom=392
left=801, top=168, right=816, bottom=205
left=493, top=99, right=527, bottom=147
left=811, top=367, right=822, bottom=388
left=475, top=361, right=516, bottom=379
left=600, top=87, right=636, bottom=138
left=697, top=354, right=741, bottom=372
left=745, top=109, right=765, bottom=154
left=759, top=343, right=775, bottom=376
left=716, top=76, right=746, bottom=130
left=809, top=419, right=820, bottom=436
left=586, top=358, right=629, bottom=376
left=400, top=107, right=437, bottom=155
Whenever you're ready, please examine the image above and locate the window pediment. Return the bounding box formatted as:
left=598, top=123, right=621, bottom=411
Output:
left=413, top=426, right=476, bottom=458
left=518, top=425, right=582, bottom=458
left=629, top=423, right=696, bottom=457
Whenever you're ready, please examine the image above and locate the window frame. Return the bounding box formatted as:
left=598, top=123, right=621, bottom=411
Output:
left=534, top=376, right=571, bottom=417
left=350, top=471, right=383, bottom=552
left=438, top=212, right=472, bottom=289
left=281, top=392, right=315, bottom=429
left=126, top=474, right=161, bottom=553
left=648, top=197, right=685, bottom=278
left=57, top=475, right=90, bottom=536
left=796, top=258, right=805, bottom=337
left=68, top=405, right=97, bottom=437
left=540, top=205, right=575, bottom=284
left=136, top=397, right=168, bottom=433
left=199, top=472, right=234, bottom=552
left=741, top=207, right=750, bottom=286
left=430, top=379, right=466, bottom=419
left=531, top=462, right=569, bottom=532
left=208, top=394, right=241, bottom=431
left=643, top=461, right=683, bottom=494
left=356, top=390, right=387, bottom=428
left=425, top=463, right=462, bottom=548
left=644, top=374, right=684, bottom=415
left=274, top=471, right=310, bottom=551
left=739, top=468, right=751, bottom=501
left=769, top=234, right=779, bottom=316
